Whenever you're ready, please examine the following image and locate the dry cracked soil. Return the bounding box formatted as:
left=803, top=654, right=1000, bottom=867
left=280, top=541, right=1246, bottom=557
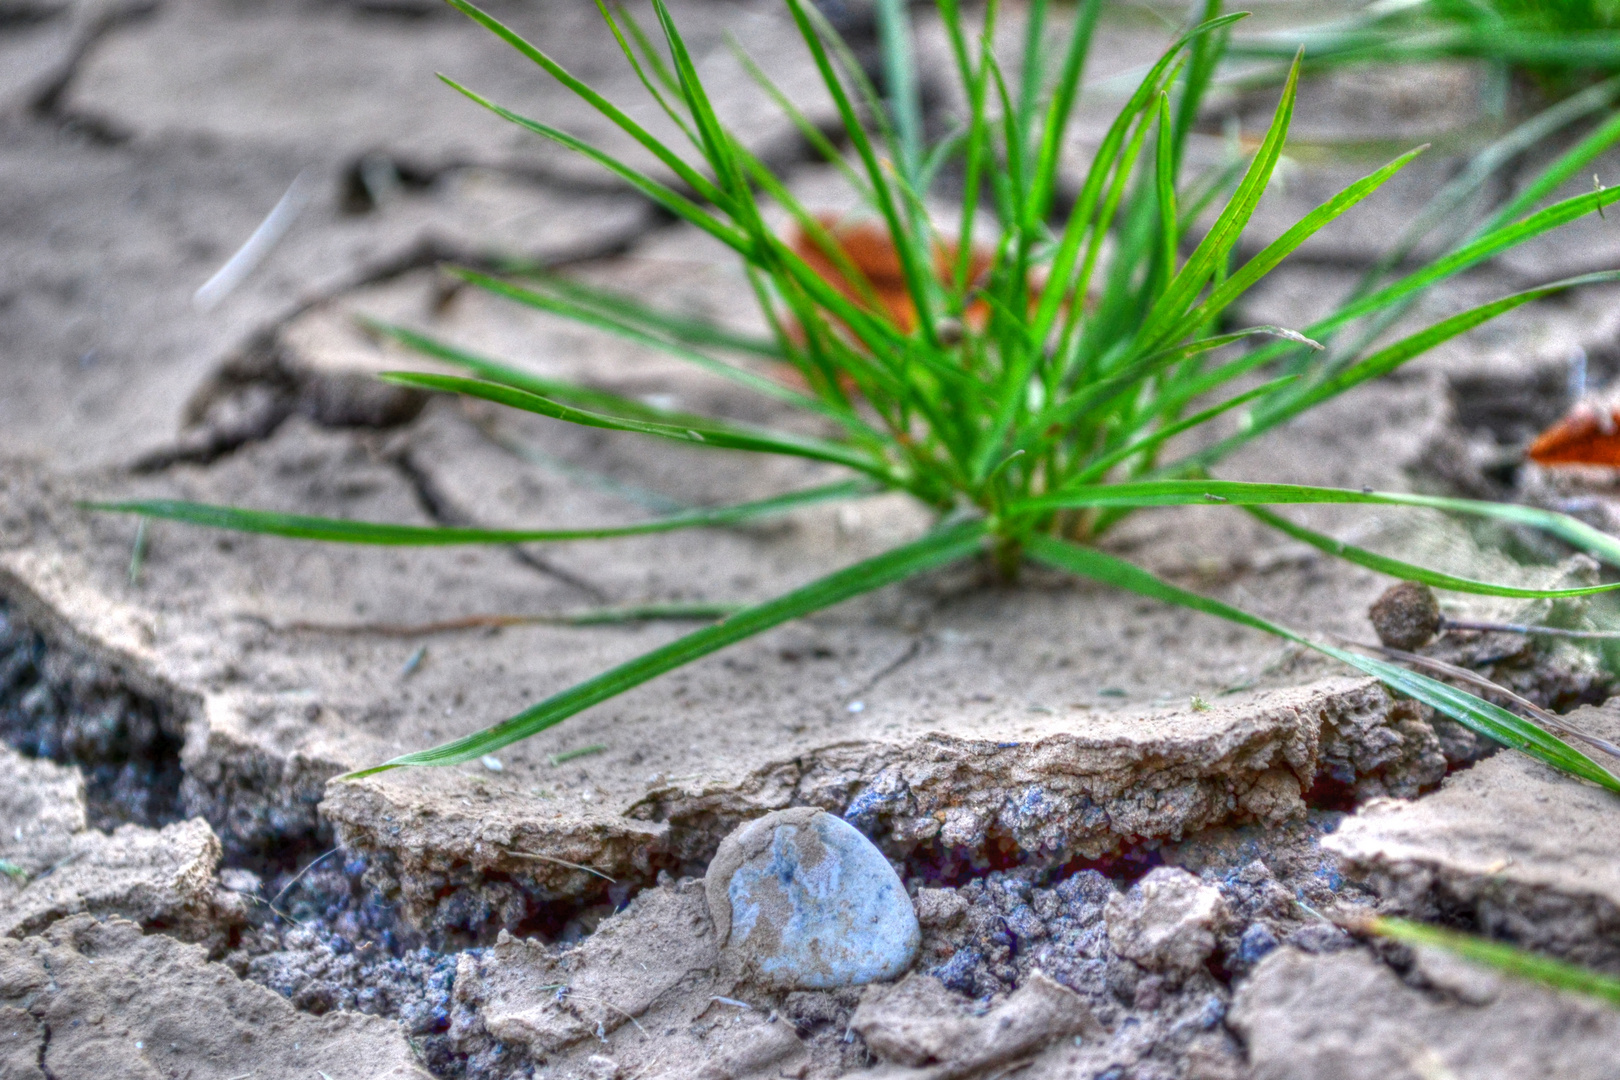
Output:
left=4, top=1, right=1620, bottom=1078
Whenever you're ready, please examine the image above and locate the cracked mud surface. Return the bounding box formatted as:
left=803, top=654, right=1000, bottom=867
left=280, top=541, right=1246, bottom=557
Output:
left=5, top=0, right=1620, bottom=1077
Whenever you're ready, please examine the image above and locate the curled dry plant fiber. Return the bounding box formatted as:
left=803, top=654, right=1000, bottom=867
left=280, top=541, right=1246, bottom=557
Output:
left=93, top=0, right=1620, bottom=790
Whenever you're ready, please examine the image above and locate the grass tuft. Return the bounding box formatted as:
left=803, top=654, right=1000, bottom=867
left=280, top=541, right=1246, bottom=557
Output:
left=92, top=0, right=1620, bottom=785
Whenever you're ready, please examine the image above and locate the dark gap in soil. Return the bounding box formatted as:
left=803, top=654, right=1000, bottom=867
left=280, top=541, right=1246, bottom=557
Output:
left=131, top=334, right=429, bottom=473
left=230, top=843, right=679, bottom=1077
left=0, top=598, right=185, bottom=830
left=0, top=596, right=503, bottom=1075
left=902, top=829, right=1168, bottom=892
left=0, top=2, right=60, bottom=28
left=339, top=153, right=438, bottom=215
left=1300, top=773, right=1360, bottom=814
left=231, top=850, right=475, bottom=1077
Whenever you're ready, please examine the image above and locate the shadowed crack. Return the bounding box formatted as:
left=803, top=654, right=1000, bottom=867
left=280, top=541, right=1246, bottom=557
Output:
left=389, top=445, right=611, bottom=603
left=25, top=0, right=157, bottom=138
left=0, top=598, right=186, bottom=830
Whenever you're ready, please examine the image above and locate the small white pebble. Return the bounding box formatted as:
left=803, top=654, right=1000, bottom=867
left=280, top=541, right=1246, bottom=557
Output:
left=846, top=700, right=865, bottom=714
left=134, top=1041, right=143, bottom=1050
left=481, top=755, right=504, bottom=772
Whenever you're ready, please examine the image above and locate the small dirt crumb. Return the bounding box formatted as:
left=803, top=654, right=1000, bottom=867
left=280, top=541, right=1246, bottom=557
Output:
left=1105, top=868, right=1229, bottom=978
left=913, top=887, right=968, bottom=929
left=1368, top=582, right=1441, bottom=650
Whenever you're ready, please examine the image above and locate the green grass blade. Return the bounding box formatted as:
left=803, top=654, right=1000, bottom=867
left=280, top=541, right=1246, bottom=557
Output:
left=1032, top=10, right=1249, bottom=343
left=1228, top=269, right=1620, bottom=454
left=1028, top=0, right=1102, bottom=224
left=1169, top=0, right=1225, bottom=173
left=443, top=0, right=726, bottom=208
left=648, top=0, right=753, bottom=210
left=1014, top=477, right=1620, bottom=568
left=364, top=319, right=719, bottom=423
left=1153, top=92, right=1178, bottom=292
left=1318, top=644, right=1620, bottom=792
left=1025, top=534, right=1620, bottom=794
left=876, top=0, right=922, bottom=185
left=1167, top=146, right=1427, bottom=344
left=342, top=520, right=989, bottom=775
left=1483, top=89, right=1620, bottom=232
left=1311, top=186, right=1620, bottom=340
left=1138, top=51, right=1302, bottom=353
left=439, top=76, right=746, bottom=252
left=1365, top=918, right=1620, bottom=1007
left=1245, top=506, right=1620, bottom=599
left=781, top=0, right=939, bottom=347
left=1364, top=78, right=1620, bottom=296
left=615, top=2, right=683, bottom=96
left=1072, top=377, right=1298, bottom=484
left=728, top=37, right=872, bottom=201
left=595, top=0, right=701, bottom=154
left=1015, top=0, right=1048, bottom=177
left=382, top=372, right=892, bottom=477
left=501, top=270, right=785, bottom=359
left=449, top=269, right=837, bottom=416
left=83, top=481, right=874, bottom=546
left=1018, top=326, right=1319, bottom=452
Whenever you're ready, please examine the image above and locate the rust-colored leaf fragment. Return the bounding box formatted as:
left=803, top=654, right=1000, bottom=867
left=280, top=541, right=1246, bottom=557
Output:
left=791, top=215, right=994, bottom=334
left=1527, top=402, right=1620, bottom=467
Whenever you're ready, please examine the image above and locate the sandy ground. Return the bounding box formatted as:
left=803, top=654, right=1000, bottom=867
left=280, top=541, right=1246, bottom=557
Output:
left=4, top=1, right=1620, bottom=1078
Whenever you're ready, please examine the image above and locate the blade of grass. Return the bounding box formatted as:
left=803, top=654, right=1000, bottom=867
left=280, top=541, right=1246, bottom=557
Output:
left=382, top=372, right=892, bottom=477
left=366, top=319, right=785, bottom=426
left=1223, top=269, right=1620, bottom=455
left=1028, top=0, right=1103, bottom=224
left=1165, top=145, right=1427, bottom=346
left=449, top=269, right=847, bottom=420
left=84, top=480, right=875, bottom=545
left=1071, top=376, right=1298, bottom=484
left=342, top=519, right=988, bottom=775
left=1304, top=185, right=1620, bottom=341
left=1244, top=505, right=1620, bottom=598
left=439, top=76, right=746, bottom=252
left=1018, top=326, right=1321, bottom=454
left=876, top=0, right=922, bottom=186
left=1013, top=477, right=1620, bottom=567
left=443, top=0, right=727, bottom=208
left=1138, top=51, right=1303, bottom=353
left=595, top=0, right=701, bottom=155
left=498, top=270, right=785, bottom=359
left=728, top=37, right=872, bottom=202
left=1033, top=11, right=1249, bottom=345
left=1153, top=92, right=1178, bottom=293
left=1362, top=917, right=1620, bottom=1006
left=1025, top=534, right=1620, bottom=793
left=781, top=0, right=940, bottom=347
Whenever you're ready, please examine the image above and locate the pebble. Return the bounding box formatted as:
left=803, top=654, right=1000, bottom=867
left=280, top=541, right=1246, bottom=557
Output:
left=705, top=808, right=920, bottom=990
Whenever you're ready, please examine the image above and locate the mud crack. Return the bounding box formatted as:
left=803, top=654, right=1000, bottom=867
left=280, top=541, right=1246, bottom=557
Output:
left=0, top=597, right=184, bottom=830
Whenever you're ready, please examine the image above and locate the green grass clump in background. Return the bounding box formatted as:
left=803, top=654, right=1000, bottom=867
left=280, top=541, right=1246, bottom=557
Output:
left=1236, top=0, right=1620, bottom=100
left=95, top=0, right=1620, bottom=786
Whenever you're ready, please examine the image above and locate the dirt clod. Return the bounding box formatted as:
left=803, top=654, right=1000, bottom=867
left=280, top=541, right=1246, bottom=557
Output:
left=1231, top=946, right=1620, bottom=1080
left=1368, top=581, right=1442, bottom=651
left=851, top=970, right=1104, bottom=1074
left=1325, top=700, right=1620, bottom=971
left=1104, top=868, right=1229, bottom=979
left=0, top=915, right=431, bottom=1079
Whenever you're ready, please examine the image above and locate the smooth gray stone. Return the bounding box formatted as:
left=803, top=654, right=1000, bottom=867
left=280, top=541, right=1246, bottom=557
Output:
left=706, top=808, right=920, bottom=990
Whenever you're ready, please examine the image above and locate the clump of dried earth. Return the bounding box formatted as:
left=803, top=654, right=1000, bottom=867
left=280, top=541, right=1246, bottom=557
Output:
left=4, top=1, right=1620, bottom=1078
